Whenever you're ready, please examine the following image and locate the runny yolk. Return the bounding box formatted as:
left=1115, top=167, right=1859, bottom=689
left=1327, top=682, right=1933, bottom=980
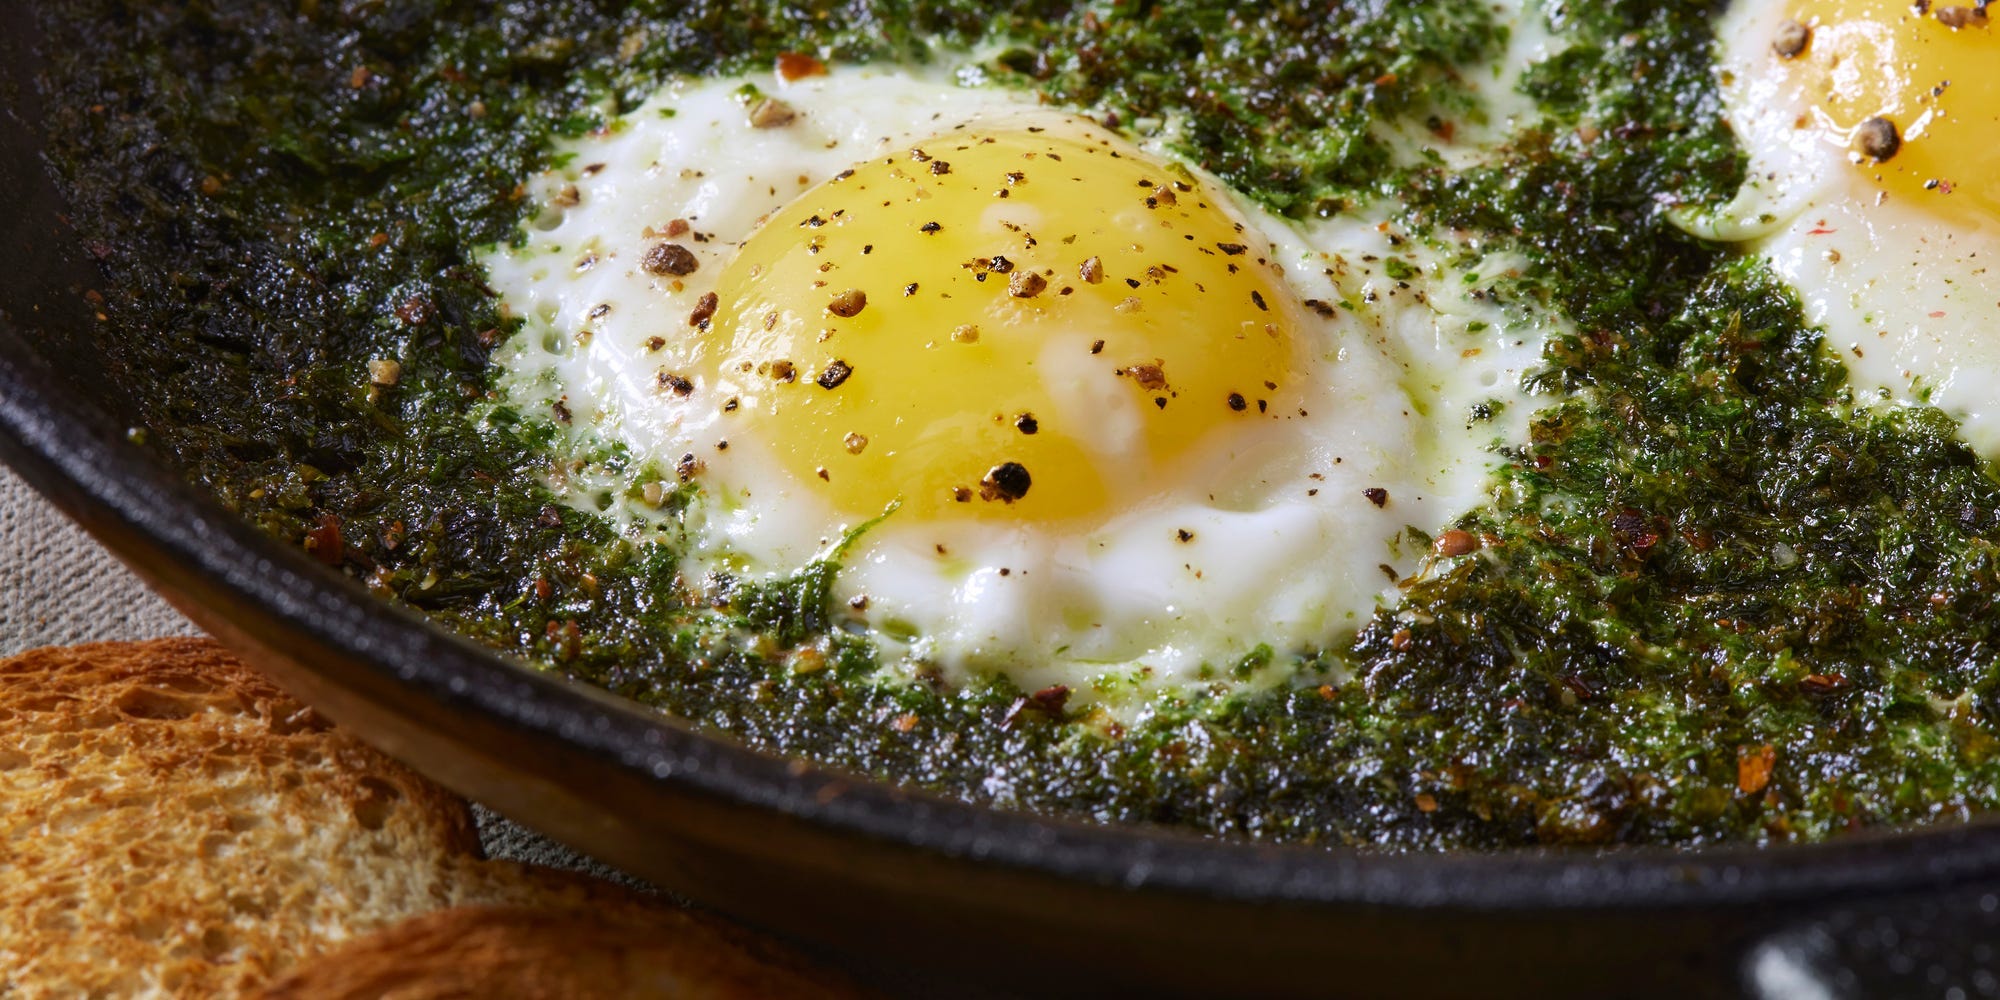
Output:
left=1778, top=0, right=1999, bottom=223
left=701, top=118, right=1305, bottom=521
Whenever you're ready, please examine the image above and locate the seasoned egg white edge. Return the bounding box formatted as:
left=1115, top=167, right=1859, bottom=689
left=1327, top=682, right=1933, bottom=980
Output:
left=1692, top=1, right=2000, bottom=454
left=479, top=62, right=1559, bottom=708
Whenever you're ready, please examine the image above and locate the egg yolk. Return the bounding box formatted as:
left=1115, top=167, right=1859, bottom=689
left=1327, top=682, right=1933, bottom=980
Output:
left=1778, top=0, right=1999, bottom=223
left=701, top=119, right=1305, bottom=521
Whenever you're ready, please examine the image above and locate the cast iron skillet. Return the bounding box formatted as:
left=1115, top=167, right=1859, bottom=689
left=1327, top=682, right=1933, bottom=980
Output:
left=3, top=12, right=1998, bottom=998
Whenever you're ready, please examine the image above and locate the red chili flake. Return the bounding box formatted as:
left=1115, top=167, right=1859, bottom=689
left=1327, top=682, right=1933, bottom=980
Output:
left=1737, top=744, right=1777, bottom=795
left=1609, top=508, right=1660, bottom=555
left=1079, top=256, right=1104, bottom=284
left=1028, top=685, right=1071, bottom=716
left=642, top=243, right=699, bottom=276
left=1363, top=487, right=1389, bottom=507
left=688, top=291, right=719, bottom=328
left=665, top=218, right=690, bottom=238
left=776, top=52, right=828, bottom=81
left=1121, top=362, right=1167, bottom=390
left=305, top=515, right=344, bottom=567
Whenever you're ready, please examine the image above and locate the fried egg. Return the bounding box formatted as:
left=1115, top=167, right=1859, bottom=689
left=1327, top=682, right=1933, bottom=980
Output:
left=480, top=60, right=1556, bottom=705
left=1700, top=0, right=1999, bottom=450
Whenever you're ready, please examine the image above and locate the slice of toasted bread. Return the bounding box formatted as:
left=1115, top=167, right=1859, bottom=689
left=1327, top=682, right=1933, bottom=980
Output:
left=0, top=638, right=865, bottom=999
left=252, top=901, right=868, bottom=999
left=0, top=638, right=487, bottom=997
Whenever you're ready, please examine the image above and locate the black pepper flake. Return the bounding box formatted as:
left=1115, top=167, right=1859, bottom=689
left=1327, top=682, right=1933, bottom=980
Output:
left=1154, top=396, right=1167, bottom=409
left=1015, top=412, right=1039, bottom=435
left=1257, top=399, right=1268, bottom=413
left=677, top=452, right=703, bottom=481
left=1364, top=487, right=1389, bottom=507
left=1216, top=242, right=1248, bottom=256
left=552, top=399, right=572, bottom=424
left=828, top=288, right=868, bottom=317
left=1773, top=18, right=1811, bottom=58
left=816, top=359, right=853, bottom=390
left=1250, top=290, right=1269, bottom=312
left=988, top=255, right=1015, bottom=274
left=1227, top=392, right=1247, bottom=411
left=920, top=221, right=943, bottom=234
left=1176, top=529, right=1194, bottom=542
left=642, top=242, right=699, bottom=276
left=659, top=371, right=694, bottom=395
left=1090, top=339, right=1105, bottom=355
left=951, top=486, right=972, bottom=503
left=1855, top=116, right=1901, bottom=162
left=1124, top=278, right=1142, bottom=289
left=688, top=291, right=718, bottom=328
left=1009, top=272, right=1048, bottom=298
left=979, top=462, right=1032, bottom=503
left=723, top=396, right=740, bottom=412
left=769, top=360, right=797, bottom=383
left=930, top=160, right=952, bottom=175
left=1080, top=256, right=1104, bottom=284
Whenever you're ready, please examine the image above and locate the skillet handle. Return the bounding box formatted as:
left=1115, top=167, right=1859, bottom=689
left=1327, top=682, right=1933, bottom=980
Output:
left=1743, top=880, right=2000, bottom=998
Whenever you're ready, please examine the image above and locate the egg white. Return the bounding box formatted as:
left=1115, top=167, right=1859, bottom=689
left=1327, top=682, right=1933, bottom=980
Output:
left=480, top=60, right=1559, bottom=706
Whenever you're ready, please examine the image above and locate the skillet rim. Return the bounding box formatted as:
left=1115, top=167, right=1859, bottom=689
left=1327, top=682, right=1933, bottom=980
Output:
left=6, top=329, right=2000, bottom=916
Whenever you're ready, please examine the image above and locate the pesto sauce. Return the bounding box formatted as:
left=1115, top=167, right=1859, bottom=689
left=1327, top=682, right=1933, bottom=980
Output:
left=34, top=0, right=2000, bottom=849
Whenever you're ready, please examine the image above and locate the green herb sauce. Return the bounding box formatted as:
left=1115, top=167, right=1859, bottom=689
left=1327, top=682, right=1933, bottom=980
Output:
left=35, top=0, right=2000, bottom=849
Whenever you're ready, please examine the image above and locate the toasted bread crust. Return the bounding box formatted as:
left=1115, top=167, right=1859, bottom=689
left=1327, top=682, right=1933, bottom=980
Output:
left=252, top=902, right=870, bottom=1000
